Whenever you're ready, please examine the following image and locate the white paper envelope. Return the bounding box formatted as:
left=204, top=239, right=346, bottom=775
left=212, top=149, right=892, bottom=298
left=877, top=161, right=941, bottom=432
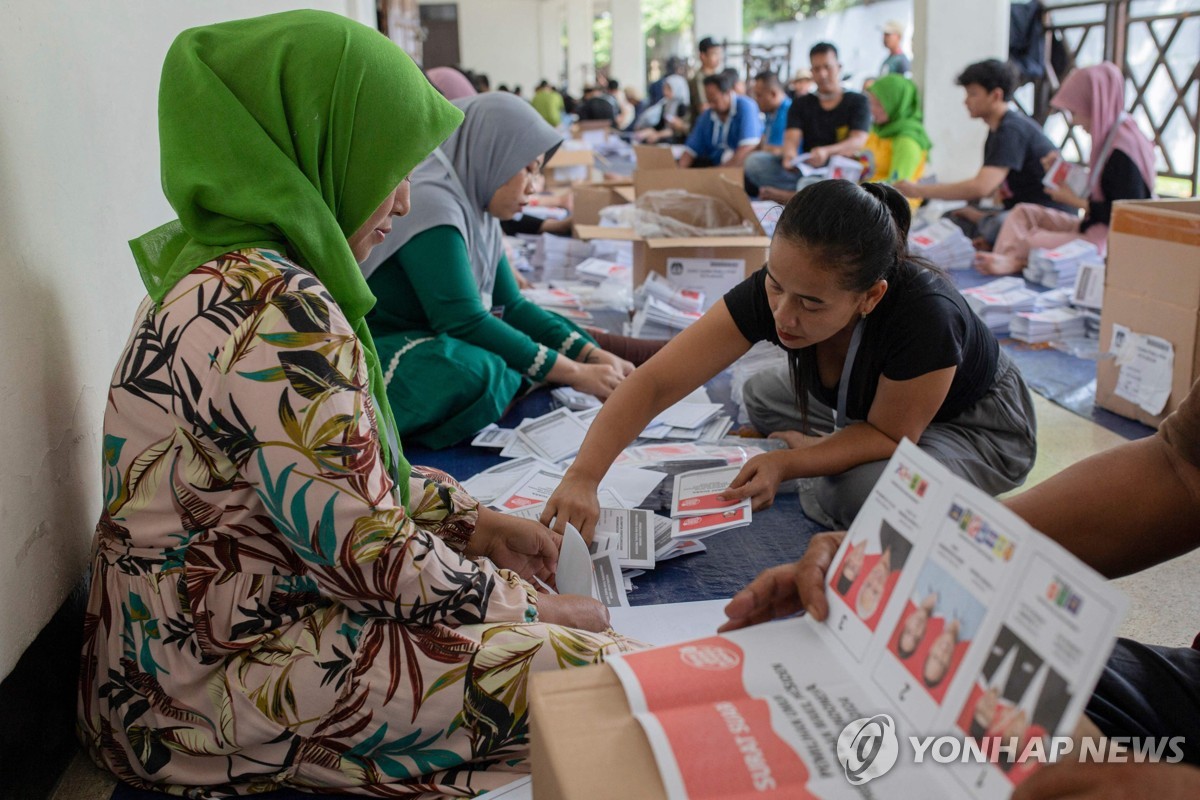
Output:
left=556, top=523, right=595, bottom=597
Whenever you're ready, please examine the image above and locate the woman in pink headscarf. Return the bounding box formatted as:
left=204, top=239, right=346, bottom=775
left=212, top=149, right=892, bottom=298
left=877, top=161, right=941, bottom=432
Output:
left=426, top=66, right=478, bottom=100
left=975, top=63, right=1155, bottom=275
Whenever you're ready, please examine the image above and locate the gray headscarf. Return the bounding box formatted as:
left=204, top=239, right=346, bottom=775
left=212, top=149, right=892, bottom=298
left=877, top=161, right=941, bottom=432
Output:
left=361, top=92, right=562, bottom=308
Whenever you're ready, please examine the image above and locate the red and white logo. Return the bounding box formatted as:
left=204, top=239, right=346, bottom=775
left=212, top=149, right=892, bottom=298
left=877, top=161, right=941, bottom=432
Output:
left=679, top=644, right=742, bottom=671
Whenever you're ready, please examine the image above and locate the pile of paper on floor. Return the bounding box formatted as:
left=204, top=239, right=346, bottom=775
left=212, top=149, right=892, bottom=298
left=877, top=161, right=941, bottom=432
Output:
left=962, top=276, right=1040, bottom=332
left=908, top=218, right=975, bottom=271
left=628, top=272, right=706, bottom=338
left=668, top=464, right=752, bottom=540
left=790, top=153, right=865, bottom=183
left=1009, top=306, right=1088, bottom=343
left=574, top=256, right=632, bottom=286
left=1024, top=239, right=1100, bottom=289
left=527, top=233, right=595, bottom=273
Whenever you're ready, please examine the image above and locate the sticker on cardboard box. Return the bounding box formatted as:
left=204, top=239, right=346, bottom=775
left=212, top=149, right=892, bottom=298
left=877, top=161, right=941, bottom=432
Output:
left=1111, top=328, right=1174, bottom=415
left=664, top=258, right=745, bottom=310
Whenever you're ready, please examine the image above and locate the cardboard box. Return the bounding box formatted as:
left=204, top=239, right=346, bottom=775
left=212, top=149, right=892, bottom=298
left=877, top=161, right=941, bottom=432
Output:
left=545, top=147, right=595, bottom=187
left=530, top=663, right=666, bottom=800
left=1096, top=199, right=1200, bottom=427
left=634, top=144, right=679, bottom=170
left=574, top=167, right=770, bottom=287
left=572, top=184, right=636, bottom=227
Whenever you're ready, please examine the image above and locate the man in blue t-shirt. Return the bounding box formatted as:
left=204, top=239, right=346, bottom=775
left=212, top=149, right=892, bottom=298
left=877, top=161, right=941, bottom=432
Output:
left=752, top=70, right=792, bottom=153
left=679, top=72, right=764, bottom=168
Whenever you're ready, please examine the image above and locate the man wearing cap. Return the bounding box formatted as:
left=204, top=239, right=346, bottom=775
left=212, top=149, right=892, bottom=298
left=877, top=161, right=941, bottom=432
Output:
left=881, top=20, right=912, bottom=76
left=690, top=36, right=725, bottom=118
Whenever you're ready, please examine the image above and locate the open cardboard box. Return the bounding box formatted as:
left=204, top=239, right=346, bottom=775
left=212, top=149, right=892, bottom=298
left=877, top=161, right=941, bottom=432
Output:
left=634, top=144, right=679, bottom=170
left=1096, top=199, right=1200, bottom=427
left=545, top=146, right=595, bottom=188
left=529, top=663, right=666, bottom=800
left=574, top=166, right=770, bottom=287
left=572, top=184, right=637, bottom=228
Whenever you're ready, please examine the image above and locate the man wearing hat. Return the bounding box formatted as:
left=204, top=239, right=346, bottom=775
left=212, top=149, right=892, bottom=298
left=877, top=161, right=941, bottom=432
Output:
left=881, top=20, right=911, bottom=76
left=789, top=67, right=814, bottom=99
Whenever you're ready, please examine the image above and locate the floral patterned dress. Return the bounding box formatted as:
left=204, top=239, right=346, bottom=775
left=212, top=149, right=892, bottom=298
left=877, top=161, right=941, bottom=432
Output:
left=78, top=249, right=640, bottom=797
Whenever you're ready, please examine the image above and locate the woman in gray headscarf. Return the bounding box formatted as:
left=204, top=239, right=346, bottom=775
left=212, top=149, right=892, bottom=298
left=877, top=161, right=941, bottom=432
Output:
left=364, top=92, right=633, bottom=448
left=634, top=73, right=692, bottom=143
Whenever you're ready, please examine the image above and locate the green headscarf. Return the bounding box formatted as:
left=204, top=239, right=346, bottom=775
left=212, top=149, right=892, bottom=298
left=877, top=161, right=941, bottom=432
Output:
left=130, top=10, right=463, bottom=506
left=869, top=74, right=932, bottom=152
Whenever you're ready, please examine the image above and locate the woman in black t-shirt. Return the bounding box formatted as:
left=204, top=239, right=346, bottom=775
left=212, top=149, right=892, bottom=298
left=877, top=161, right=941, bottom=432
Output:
left=541, top=181, right=1036, bottom=537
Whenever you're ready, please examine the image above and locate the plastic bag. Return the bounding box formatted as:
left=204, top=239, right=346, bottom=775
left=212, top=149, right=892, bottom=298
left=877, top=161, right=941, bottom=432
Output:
left=627, top=189, right=758, bottom=238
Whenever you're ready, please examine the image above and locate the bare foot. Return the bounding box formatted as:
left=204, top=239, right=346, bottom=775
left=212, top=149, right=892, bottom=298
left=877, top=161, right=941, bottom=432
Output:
left=974, top=253, right=1024, bottom=275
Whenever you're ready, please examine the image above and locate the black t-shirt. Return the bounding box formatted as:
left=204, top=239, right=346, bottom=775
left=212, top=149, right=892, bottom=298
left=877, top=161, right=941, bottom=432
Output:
left=577, top=96, right=616, bottom=122
left=785, top=91, right=872, bottom=151
left=724, top=263, right=999, bottom=422
left=985, top=111, right=1068, bottom=210
left=1082, top=148, right=1153, bottom=231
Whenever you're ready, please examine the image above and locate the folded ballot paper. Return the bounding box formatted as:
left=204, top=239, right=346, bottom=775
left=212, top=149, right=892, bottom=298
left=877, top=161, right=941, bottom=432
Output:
left=789, top=153, right=865, bottom=183
left=1024, top=240, right=1101, bottom=289
left=1042, top=155, right=1090, bottom=197
left=908, top=218, right=976, bottom=271
left=604, top=439, right=1128, bottom=800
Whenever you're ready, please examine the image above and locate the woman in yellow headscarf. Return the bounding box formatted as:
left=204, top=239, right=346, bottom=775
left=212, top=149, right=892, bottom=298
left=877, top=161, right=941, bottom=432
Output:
left=79, top=11, right=636, bottom=796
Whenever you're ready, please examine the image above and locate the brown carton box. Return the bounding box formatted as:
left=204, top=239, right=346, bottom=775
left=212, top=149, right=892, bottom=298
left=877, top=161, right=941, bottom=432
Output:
left=572, top=185, right=636, bottom=227
left=573, top=167, right=770, bottom=287
left=1096, top=199, right=1200, bottom=427
left=529, top=663, right=667, bottom=800
left=544, top=147, right=595, bottom=187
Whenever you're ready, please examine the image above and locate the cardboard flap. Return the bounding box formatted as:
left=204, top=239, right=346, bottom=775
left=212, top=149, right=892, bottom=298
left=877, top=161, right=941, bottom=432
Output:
left=573, top=186, right=631, bottom=226
left=633, top=168, right=766, bottom=237
left=644, top=235, right=771, bottom=249
left=634, top=144, right=679, bottom=170
left=547, top=148, right=595, bottom=169
left=574, top=224, right=640, bottom=242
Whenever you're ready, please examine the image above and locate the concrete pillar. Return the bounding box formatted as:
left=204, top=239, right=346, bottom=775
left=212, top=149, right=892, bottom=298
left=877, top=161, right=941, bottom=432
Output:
left=538, top=0, right=566, bottom=87
left=566, top=0, right=595, bottom=96
left=609, top=0, right=646, bottom=95
left=693, top=0, right=742, bottom=49
left=913, top=0, right=1009, bottom=182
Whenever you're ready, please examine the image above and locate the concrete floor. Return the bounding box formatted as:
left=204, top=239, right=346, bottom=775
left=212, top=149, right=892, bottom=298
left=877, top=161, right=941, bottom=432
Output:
left=49, top=394, right=1197, bottom=799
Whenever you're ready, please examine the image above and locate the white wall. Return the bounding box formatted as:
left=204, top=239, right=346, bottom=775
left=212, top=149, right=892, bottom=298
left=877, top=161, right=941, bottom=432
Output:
left=748, top=0, right=913, bottom=92
left=0, top=0, right=372, bottom=681
left=913, top=0, right=1009, bottom=182
left=694, top=0, right=744, bottom=47
left=457, top=0, right=561, bottom=92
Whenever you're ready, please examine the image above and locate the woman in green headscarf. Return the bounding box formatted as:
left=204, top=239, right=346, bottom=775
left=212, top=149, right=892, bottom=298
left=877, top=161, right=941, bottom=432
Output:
left=79, top=11, right=637, bottom=796
left=863, top=74, right=932, bottom=185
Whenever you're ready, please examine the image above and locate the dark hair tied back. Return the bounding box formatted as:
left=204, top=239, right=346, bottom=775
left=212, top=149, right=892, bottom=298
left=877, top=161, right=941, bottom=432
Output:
left=774, top=180, right=916, bottom=293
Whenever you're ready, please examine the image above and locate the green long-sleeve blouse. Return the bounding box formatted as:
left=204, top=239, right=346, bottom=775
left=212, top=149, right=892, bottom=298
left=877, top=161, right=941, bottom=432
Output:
left=367, top=226, right=596, bottom=381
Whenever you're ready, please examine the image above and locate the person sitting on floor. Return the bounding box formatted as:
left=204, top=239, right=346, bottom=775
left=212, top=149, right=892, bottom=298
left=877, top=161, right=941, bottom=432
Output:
left=863, top=73, right=932, bottom=185
left=362, top=93, right=661, bottom=449
left=722, top=372, right=1200, bottom=798
left=895, top=59, right=1069, bottom=248
left=752, top=70, right=793, bottom=158
left=633, top=74, right=692, bottom=145
left=975, top=62, right=1155, bottom=275
left=690, top=36, right=725, bottom=117
left=678, top=71, right=764, bottom=169
left=540, top=180, right=1036, bottom=538
left=78, top=13, right=632, bottom=797
left=743, top=42, right=871, bottom=200
left=575, top=85, right=617, bottom=123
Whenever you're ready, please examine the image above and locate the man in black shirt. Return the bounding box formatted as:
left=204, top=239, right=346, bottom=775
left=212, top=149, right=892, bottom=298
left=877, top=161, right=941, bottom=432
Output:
left=744, top=42, right=871, bottom=199
left=895, top=59, right=1069, bottom=245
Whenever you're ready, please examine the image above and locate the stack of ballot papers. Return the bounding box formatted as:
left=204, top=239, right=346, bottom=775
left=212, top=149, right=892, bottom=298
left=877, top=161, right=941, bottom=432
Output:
left=549, top=386, right=601, bottom=412
left=628, top=272, right=707, bottom=338
left=908, top=218, right=976, bottom=271
left=573, top=257, right=632, bottom=285
left=668, top=464, right=752, bottom=539
left=1009, top=306, right=1088, bottom=343
left=961, top=277, right=1040, bottom=332
left=1024, top=239, right=1101, bottom=289
left=789, top=153, right=865, bottom=183
left=527, top=233, right=595, bottom=273
left=1042, top=154, right=1090, bottom=196
left=642, top=271, right=704, bottom=313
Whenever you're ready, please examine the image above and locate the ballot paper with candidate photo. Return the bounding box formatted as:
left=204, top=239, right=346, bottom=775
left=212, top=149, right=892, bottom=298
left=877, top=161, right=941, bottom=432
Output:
left=608, top=440, right=1128, bottom=800
left=515, top=407, right=589, bottom=463
left=669, top=506, right=751, bottom=539
left=461, top=457, right=552, bottom=504
left=671, top=465, right=748, bottom=517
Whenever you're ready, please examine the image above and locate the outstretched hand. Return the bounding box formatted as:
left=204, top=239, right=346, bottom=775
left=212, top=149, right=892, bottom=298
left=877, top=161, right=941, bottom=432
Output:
left=719, top=451, right=788, bottom=510
left=719, top=531, right=846, bottom=632
left=540, top=473, right=601, bottom=542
